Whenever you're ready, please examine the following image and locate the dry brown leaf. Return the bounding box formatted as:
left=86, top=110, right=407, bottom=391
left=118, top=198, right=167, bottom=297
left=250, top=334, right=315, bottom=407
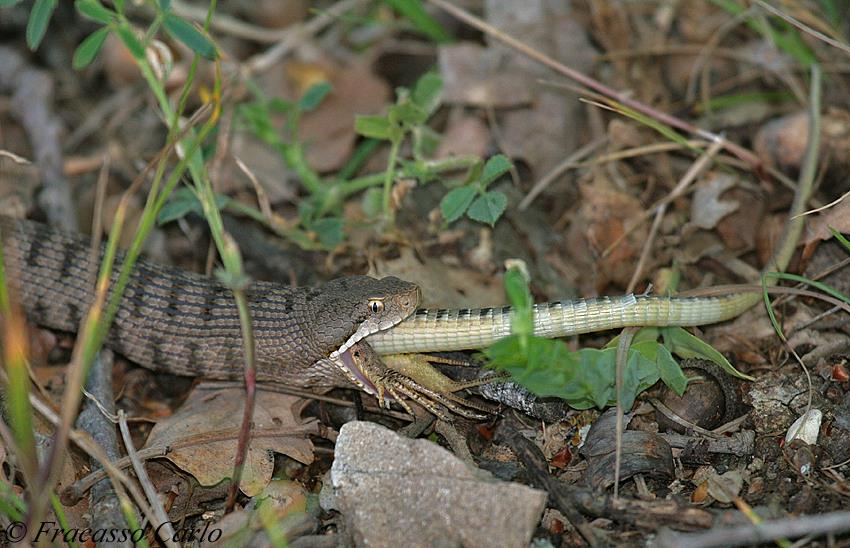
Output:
left=689, top=173, right=739, bottom=230
left=714, top=186, right=764, bottom=252
left=565, top=181, right=646, bottom=291
left=677, top=0, right=735, bottom=42
left=691, top=480, right=710, bottom=504
left=756, top=212, right=788, bottom=267
left=145, top=386, right=315, bottom=496
left=222, top=132, right=297, bottom=203
left=436, top=114, right=490, bottom=159
left=298, top=63, right=390, bottom=173
left=198, top=478, right=308, bottom=546
left=706, top=470, right=744, bottom=504
left=754, top=111, right=810, bottom=172
left=500, top=94, right=574, bottom=176
left=676, top=231, right=724, bottom=267
left=587, top=0, right=631, bottom=61
left=806, top=196, right=850, bottom=244
left=607, top=119, right=645, bottom=150
left=684, top=172, right=762, bottom=256
left=230, top=59, right=389, bottom=198
left=436, top=1, right=594, bottom=177
left=754, top=108, right=850, bottom=175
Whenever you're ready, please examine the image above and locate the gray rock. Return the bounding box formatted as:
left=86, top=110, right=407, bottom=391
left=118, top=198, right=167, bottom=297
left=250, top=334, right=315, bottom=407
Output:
left=331, top=421, right=547, bottom=548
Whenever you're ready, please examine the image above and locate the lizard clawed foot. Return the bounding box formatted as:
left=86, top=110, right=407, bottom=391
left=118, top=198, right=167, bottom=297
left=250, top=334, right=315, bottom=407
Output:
left=337, top=341, right=501, bottom=421
left=373, top=369, right=494, bottom=421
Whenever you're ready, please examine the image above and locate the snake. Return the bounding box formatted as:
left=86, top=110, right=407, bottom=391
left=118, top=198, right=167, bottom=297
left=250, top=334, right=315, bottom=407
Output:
left=0, top=215, right=421, bottom=388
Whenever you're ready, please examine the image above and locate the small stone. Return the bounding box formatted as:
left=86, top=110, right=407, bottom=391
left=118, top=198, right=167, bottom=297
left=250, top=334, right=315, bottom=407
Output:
left=331, top=421, right=547, bottom=547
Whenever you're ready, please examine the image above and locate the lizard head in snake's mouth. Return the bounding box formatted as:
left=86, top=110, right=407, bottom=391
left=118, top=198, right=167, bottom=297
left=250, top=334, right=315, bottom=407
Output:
left=336, top=345, right=379, bottom=394
left=317, top=275, right=420, bottom=393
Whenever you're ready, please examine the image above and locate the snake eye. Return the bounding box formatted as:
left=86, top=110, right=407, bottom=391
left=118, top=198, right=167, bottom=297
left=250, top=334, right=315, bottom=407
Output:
left=368, top=299, right=384, bottom=314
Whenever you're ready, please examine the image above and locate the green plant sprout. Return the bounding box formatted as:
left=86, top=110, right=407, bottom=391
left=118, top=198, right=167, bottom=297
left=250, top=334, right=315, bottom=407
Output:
left=230, top=71, right=513, bottom=248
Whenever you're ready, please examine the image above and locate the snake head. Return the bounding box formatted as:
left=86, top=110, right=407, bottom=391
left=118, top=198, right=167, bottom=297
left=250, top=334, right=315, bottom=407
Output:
left=310, top=275, right=420, bottom=359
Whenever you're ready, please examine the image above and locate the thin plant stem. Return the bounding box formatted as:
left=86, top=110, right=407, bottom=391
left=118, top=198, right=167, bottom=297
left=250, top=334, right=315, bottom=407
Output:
left=383, top=138, right=403, bottom=222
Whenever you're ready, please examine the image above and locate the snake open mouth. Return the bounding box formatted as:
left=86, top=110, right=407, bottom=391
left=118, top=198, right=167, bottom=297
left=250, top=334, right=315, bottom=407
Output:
left=330, top=312, right=409, bottom=395
left=338, top=347, right=378, bottom=394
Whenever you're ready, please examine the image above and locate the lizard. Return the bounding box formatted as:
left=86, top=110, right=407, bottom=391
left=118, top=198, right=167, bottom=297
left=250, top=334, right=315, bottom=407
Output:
left=356, top=171, right=813, bottom=417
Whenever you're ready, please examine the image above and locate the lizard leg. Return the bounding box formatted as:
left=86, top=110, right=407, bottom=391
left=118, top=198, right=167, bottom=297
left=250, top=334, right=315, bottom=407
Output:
left=376, top=369, right=493, bottom=420
left=380, top=377, right=454, bottom=421
left=382, top=353, right=509, bottom=393
left=345, top=342, right=496, bottom=420
left=375, top=379, right=417, bottom=418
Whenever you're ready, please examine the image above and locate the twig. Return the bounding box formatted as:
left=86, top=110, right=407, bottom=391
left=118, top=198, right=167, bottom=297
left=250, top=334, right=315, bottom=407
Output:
left=519, top=137, right=606, bottom=210
left=496, top=415, right=600, bottom=547
left=236, top=156, right=275, bottom=221
left=659, top=430, right=754, bottom=457
left=77, top=351, right=133, bottom=538
left=793, top=186, right=850, bottom=218
left=22, top=385, right=166, bottom=542
left=603, top=138, right=725, bottom=260
left=224, top=261, right=258, bottom=513
left=626, top=203, right=666, bottom=294
left=0, top=150, right=31, bottom=164
left=653, top=509, right=850, bottom=548
left=650, top=399, right=725, bottom=439
left=613, top=328, right=639, bottom=499
left=170, top=0, right=293, bottom=43
left=118, top=410, right=179, bottom=548
left=0, top=46, right=77, bottom=230
left=755, top=0, right=850, bottom=56
left=247, top=0, right=367, bottom=74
